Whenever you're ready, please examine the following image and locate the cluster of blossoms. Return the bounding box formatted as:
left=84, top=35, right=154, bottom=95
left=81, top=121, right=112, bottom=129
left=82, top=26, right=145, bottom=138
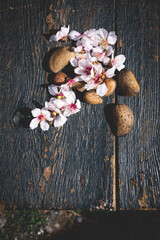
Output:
left=30, top=84, right=81, bottom=131
left=50, top=25, right=126, bottom=97
left=30, top=25, right=125, bottom=131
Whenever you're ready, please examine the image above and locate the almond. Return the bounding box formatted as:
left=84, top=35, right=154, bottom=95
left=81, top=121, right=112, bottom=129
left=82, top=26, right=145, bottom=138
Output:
left=83, top=90, right=103, bottom=104
left=53, top=72, right=67, bottom=85
left=112, top=104, right=134, bottom=136
left=118, top=69, right=140, bottom=96
left=49, top=47, right=76, bottom=73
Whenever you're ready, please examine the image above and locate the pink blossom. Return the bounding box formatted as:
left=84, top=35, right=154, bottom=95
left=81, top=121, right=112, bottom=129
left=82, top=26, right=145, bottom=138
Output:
left=97, top=28, right=117, bottom=48
left=49, top=25, right=70, bottom=42
left=84, top=29, right=100, bottom=47
left=74, top=59, right=94, bottom=81
left=48, top=84, right=76, bottom=108
left=63, top=99, right=81, bottom=117
left=44, top=101, right=67, bottom=127
left=91, top=47, right=110, bottom=65
left=30, top=108, right=53, bottom=131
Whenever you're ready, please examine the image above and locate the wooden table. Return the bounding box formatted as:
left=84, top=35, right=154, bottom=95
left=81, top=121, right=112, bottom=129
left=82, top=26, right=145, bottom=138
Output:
left=1, top=0, right=159, bottom=210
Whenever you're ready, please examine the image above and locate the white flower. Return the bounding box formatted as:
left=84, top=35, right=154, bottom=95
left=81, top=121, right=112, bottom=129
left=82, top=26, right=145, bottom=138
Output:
left=81, top=36, right=93, bottom=51
left=84, top=65, right=108, bottom=96
left=68, top=30, right=82, bottom=41
left=83, top=63, right=102, bottom=90
left=49, top=25, right=70, bottom=42
left=74, top=59, right=94, bottom=81
left=29, top=108, right=53, bottom=131
left=111, top=54, right=126, bottom=71
left=63, top=99, right=81, bottom=117
left=97, top=28, right=117, bottom=48
left=48, top=84, right=75, bottom=108
left=84, top=29, right=100, bottom=47
left=91, top=47, right=110, bottom=65
left=44, top=101, right=67, bottom=127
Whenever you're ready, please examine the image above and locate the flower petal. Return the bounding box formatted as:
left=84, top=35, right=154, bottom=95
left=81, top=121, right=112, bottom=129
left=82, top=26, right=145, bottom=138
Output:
left=84, top=83, right=95, bottom=91
left=63, top=109, right=71, bottom=117
left=116, top=64, right=125, bottom=71
left=74, top=45, right=83, bottom=53
left=61, top=25, right=70, bottom=35
left=105, top=66, right=116, bottom=78
left=74, top=67, right=85, bottom=75
left=97, top=28, right=108, bottom=39
left=41, top=109, right=53, bottom=121
left=69, top=30, right=81, bottom=41
left=48, top=85, right=58, bottom=96
left=49, top=35, right=57, bottom=42
left=31, top=108, right=41, bottom=117
left=40, top=121, right=49, bottom=131
left=76, top=99, right=81, bottom=109
left=96, top=83, right=108, bottom=97
left=29, top=118, right=39, bottom=129
left=54, top=114, right=67, bottom=127
left=70, top=58, right=78, bottom=67
left=115, top=54, right=126, bottom=64
left=108, top=31, right=117, bottom=45
left=102, top=56, right=110, bottom=65
left=52, top=98, right=67, bottom=108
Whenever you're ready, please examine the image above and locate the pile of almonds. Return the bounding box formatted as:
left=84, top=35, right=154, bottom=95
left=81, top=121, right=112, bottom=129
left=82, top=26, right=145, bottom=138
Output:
left=49, top=46, right=140, bottom=136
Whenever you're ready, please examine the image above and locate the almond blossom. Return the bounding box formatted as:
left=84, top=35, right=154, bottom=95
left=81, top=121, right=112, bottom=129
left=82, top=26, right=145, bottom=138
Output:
left=44, top=101, right=67, bottom=127
left=48, top=84, right=75, bottom=108
left=97, top=28, right=117, bottom=49
left=84, top=66, right=108, bottom=96
left=49, top=25, right=70, bottom=42
left=74, top=59, right=94, bottom=81
left=91, top=47, right=110, bottom=65
left=63, top=99, right=81, bottom=117
left=84, top=29, right=100, bottom=47
left=29, top=108, right=53, bottom=131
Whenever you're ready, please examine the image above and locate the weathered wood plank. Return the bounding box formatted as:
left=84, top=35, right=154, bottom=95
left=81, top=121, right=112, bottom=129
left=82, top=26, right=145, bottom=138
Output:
left=116, top=0, right=160, bottom=209
left=0, top=0, right=116, bottom=209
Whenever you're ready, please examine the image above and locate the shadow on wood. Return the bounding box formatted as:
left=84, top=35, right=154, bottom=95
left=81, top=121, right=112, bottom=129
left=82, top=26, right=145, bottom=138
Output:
left=42, top=47, right=59, bottom=73
left=104, top=103, right=116, bottom=136
left=43, top=29, right=58, bottom=41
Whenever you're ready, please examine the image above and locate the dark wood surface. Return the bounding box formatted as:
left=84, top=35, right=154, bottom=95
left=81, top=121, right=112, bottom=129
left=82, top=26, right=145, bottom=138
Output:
left=0, top=0, right=159, bottom=210
left=116, top=0, right=160, bottom=209
left=0, top=0, right=116, bottom=209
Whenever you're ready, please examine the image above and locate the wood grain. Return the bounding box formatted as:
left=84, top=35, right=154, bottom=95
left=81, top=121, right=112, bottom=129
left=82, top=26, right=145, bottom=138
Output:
left=0, top=0, right=116, bottom=209
left=116, top=0, right=160, bottom=209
